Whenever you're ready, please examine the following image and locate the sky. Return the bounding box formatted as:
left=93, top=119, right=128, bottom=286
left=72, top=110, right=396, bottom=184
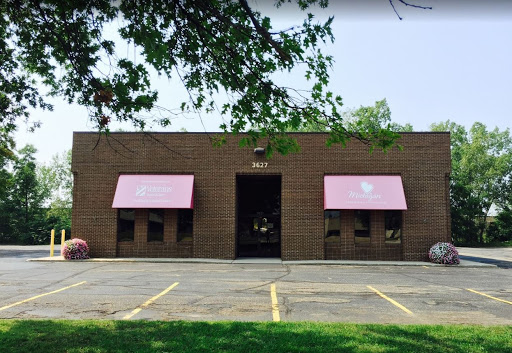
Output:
left=14, top=0, right=512, bottom=163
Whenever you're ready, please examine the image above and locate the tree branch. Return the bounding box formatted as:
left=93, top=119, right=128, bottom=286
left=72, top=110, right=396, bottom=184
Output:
left=238, top=0, right=292, bottom=62
left=398, top=0, right=433, bottom=10
left=388, top=0, right=403, bottom=20
left=389, top=0, right=433, bottom=20
left=142, top=132, right=192, bottom=159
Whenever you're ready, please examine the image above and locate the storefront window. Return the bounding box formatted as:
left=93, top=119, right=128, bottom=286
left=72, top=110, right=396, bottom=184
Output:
left=118, top=209, right=135, bottom=242
left=148, top=209, right=164, bottom=242
left=354, top=210, right=370, bottom=244
left=177, top=209, right=193, bottom=242
left=324, top=211, right=341, bottom=242
left=385, top=210, right=402, bottom=243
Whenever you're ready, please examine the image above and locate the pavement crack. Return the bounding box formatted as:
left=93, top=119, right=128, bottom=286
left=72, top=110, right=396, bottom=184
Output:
left=397, top=272, right=469, bottom=291
left=275, top=264, right=291, bottom=282
left=39, top=263, right=110, bottom=290
left=281, top=295, right=291, bottom=317
left=234, top=265, right=291, bottom=292
left=187, top=295, right=213, bottom=306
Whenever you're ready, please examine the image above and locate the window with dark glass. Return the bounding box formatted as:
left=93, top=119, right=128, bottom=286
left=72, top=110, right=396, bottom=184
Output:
left=148, top=209, right=164, bottom=242
left=177, top=209, right=193, bottom=242
left=324, top=211, right=341, bottom=242
left=118, top=209, right=135, bottom=242
left=385, top=210, right=402, bottom=243
left=354, top=210, right=370, bottom=243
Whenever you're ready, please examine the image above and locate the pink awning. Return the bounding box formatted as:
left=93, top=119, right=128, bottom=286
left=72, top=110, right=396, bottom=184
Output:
left=324, top=175, right=407, bottom=210
left=112, top=175, right=194, bottom=209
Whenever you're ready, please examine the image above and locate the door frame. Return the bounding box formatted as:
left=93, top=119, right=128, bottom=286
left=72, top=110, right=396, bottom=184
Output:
left=235, top=174, right=282, bottom=258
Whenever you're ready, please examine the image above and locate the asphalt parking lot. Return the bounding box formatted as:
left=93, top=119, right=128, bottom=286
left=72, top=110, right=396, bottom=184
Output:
left=458, top=246, right=512, bottom=269
left=0, top=246, right=511, bottom=324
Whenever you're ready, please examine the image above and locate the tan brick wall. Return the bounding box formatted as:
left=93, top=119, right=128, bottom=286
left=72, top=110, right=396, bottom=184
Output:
left=71, top=132, right=451, bottom=261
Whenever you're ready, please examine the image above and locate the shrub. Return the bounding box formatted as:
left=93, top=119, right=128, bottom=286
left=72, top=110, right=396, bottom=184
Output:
left=486, top=208, right=512, bottom=243
left=429, top=242, right=460, bottom=265
left=61, top=238, right=90, bottom=260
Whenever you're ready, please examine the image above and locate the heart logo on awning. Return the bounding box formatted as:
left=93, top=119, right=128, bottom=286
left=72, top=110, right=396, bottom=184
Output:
left=360, top=182, right=373, bottom=193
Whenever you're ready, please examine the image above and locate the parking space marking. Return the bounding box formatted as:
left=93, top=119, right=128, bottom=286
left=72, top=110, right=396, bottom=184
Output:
left=123, top=282, right=179, bottom=320
left=0, top=281, right=87, bottom=312
left=367, top=286, right=413, bottom=315
left=467, top=289, right=512, bottom=305
left=270, top=283, right=280, bottom=322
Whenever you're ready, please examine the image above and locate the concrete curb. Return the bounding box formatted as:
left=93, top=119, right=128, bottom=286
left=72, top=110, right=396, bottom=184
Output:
left=283, top=259, right=495, bottom=267
left=27, top=256, right=496, bottom=267
left=27, top=256, right=233, bottom=264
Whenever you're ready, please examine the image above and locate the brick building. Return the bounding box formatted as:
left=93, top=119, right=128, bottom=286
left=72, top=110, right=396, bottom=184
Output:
left=71, top=132, right=451, bottom=261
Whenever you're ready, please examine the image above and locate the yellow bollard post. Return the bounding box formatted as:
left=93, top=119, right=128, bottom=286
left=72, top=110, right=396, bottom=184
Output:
left=50, top=229, right=55, bottom=257
left=61, top=230, right=65, bottom=253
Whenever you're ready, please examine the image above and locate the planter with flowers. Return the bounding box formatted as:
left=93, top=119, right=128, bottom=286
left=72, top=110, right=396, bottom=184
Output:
left=61, top=238, right=90, bottom=260
left=429, top=242, right=460, bottom=265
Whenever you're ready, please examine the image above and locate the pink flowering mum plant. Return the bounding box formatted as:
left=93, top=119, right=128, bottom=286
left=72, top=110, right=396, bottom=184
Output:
left=61, top=238, right=90, bottom=260
left=429, top=242, right=460, bottom=265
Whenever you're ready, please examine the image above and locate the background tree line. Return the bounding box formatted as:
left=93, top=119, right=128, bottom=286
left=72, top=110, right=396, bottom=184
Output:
left=0, top=147, right=72, bottom=244
left=431, top=121, right=512, bottom=245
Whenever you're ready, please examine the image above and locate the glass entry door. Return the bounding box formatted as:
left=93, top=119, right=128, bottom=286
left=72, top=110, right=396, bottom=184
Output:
left=238, top=214, right=280, bottom=257
left=237, top=176, right=281, bottom=257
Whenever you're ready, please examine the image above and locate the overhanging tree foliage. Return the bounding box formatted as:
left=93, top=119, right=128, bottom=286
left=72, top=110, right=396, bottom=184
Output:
left=0, top=0, right=425, bottom=157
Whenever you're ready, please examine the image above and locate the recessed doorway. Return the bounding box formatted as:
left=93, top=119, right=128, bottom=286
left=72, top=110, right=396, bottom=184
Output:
left=236, top=175, right=281, bottom=258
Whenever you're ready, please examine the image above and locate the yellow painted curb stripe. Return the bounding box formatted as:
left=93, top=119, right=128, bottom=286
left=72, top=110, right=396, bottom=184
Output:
left=270, top=283, right=280, bottom=322
left=367, top=285, right=413, bottom=315
left=0, top=281, right=87, bottom=312
left=467, top=289, right=512, bottom=305
left=123, top=282, right=179, bottom=320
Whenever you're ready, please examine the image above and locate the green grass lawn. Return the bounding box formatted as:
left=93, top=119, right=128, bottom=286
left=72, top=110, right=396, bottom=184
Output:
left=0, top=320, right=511, bottom=353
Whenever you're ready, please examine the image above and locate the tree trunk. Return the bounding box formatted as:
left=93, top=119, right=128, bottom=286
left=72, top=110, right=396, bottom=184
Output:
left=479, top=206, right=491, bottom=244
left=478, top=218, right=486, bottom=244
left=25, top=189, right=29, bottom=225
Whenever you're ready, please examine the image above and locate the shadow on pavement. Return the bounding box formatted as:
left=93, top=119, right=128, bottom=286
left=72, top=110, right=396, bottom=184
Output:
left=459, top=255, right=512, bottom=269
left=0, top=248, right=54, bottom=259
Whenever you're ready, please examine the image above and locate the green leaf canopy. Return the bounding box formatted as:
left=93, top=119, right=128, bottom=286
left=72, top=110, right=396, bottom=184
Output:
left=1, top=0, right=401, bottom=156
